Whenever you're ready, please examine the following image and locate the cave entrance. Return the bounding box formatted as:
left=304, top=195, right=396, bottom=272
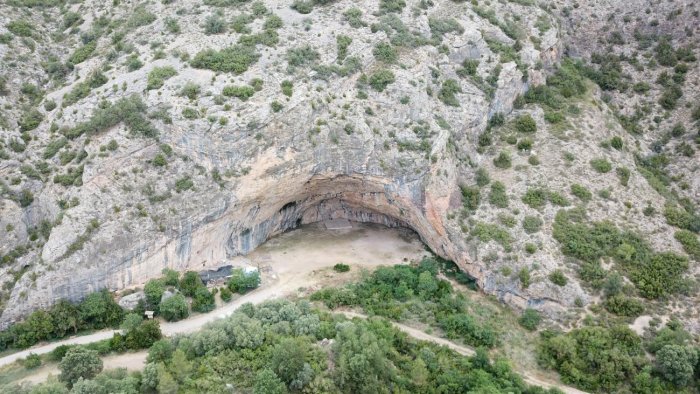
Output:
left=229, top=221, right=431, bottom=281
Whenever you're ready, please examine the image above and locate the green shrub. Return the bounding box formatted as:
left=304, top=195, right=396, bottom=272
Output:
left=191, top=287, right=215, bottom=313
left=64, top=95, right=156, bottom=139
left=522, top=216, right=543, bottom=234
left=460, top=185, right=480, bottom=211
left=522, top=188, right=547, bottom=209
left=204, top=14, right=226, bottom=35
left=603, top=295, right=644, bottom=317
left=344, top=8, right=365, bottom=28
left=23, top=353, right=41, bottom=369
left=227, top=269, right=261, bottom=294
left=610, top=136, right=623, bottom=150
left=514, top=114, right=537, bottom=133
left=674, top=230, right=700, bottom=261
left=438, top=79, right=462, bottom=106
left=191, top=45, right=260, bottom=74
left=147, top=67, right=177, bottom=90
left=180, top=82, right=201, bottom=100
left=219, top=286, right=233, bottom=302
left=518, top=309, right=541, bottom=331
left=270, top=101, right=283, bottom=112
left=287, top=45, right=320, bottom=68
left=570, top=183, right=592, bottom=202
left=175, top=176, right=193, bottom=192
left=488, top=181, right=508, bottom=207
left=379, top=0, right=406, bottom=13
left=281, top=80, right=293, bottom=96
left=590, top=158, right=612, bottom=173
left=333, top=263, right=350, bottom=272
left=368, top=69, right=395, bottom=92
left=373, top=42, right=397, bottom=63
left=336, top=35, right=352, bottom=61
left=518, top=268, right=530, bottom=288
left=19, top=108, right=43, bottom=131
left=182, top=107, right=199, bottom=119
left=472, top=222, right=512, bottom=251
left=222, top=85, right=256, bottom=100
left=159, top=294, right=189, bottom=322
left=616, top=167, right=630, bottom=186
left=428, top=17, right=464, bottom=39
left=548, top=270, right=567, bottom=286
left=69, top=41, right=96, bottom=64
left=475, top=168, right=490, bottom=186
left=493, top=151, right=511, bottom=169
left=127, top=6, right=156, bottom=28
left=7, top=20, right=33, bottom=36
left=291, top=0, right=314, bottom=13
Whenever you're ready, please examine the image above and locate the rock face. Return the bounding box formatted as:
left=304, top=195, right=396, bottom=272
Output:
left=1, top=0, right=697, bottom=329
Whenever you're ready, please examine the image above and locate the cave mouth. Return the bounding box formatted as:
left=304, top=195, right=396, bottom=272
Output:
left=225, top=175, right=428, bottom=258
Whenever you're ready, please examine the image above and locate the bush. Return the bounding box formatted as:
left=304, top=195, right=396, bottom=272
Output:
left=522, top=188, right=548, bottom=209
left=204, top=14, right=226, bottom=35
left=219, top=286, right=233, bottom=302
left=570, top=183, right=592, bottom=202
left=548, top=270, right=567, bottom=286
left=191, top=287, right=215, bottom=313
left=159, top=294, right=189, bottom=322
left=438, top=79, right=462, bottom=106
left=373, top=42, right=397, bottom=63
left=522, top=216, right=543, bottom=234
left=59, top=346, right=103, bottom=386
left=69, top=41, right=96, bottom=64
left=590, top=158, right=612, bottom=173
left=487, top=182, right=508, bottom=207
left=518, top=309, right=541, bottom=331
left=147, top=67, right=177, bottom=90
left=333, top=263, right=350, bottom=272
left=179, top=271, right=203, bottom=296
left=493, top=151, right=511, bottom=169
left=460, top=185, right=480, bottom=211
left=222, top=85, right=256, bottom=100
left=281, top=80, right=293, bottom=96
left=380, top=0, right=406, bottom=13
left=291, top=0, right=314, bottom=13
left=64, top=95, right=156, bottom=139
left=23, top=353, right=41, bottom=369
left=7, top=20, right=33, bottom=37
left=368, top=69, right=395, bottom=92
left=180, top=82, right=200, bottom=100
left=191, top=45, right=260, bottom=74
left=287, top=45, right=320, bottom=68
left=674, top=230, right=700, bottom=261
left=19, top=108, right=44, bottom=131
left=603, top=295, right=644, bottom=317
left=228, top=269, right=261, bottom=294
left=514, top=114, right=537, bottom=133
left=518, top=267, right=530, bottom=289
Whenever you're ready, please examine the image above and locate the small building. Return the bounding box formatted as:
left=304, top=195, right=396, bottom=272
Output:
left=144, top=311, right=154, bottom=320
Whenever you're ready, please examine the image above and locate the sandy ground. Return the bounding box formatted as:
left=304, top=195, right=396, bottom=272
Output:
left=17, top=352, right=147, bottom=385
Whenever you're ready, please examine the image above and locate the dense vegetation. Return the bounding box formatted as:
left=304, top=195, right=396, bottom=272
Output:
left=6, top=299, right=560, bottom=394
left=538, top=320, right=699, bottom=392
left=311, top=258, right=498, bottom=349
left=552, top=207, right=691, bottom=300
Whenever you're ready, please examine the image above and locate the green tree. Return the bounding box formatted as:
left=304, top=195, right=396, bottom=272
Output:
left=270, top=338, right=310, bottom=386
left=179, top=271, right=202, bottom=297
left=59, top=346, right=103, bottom=387
left=518, top=309, right=541, bottom=331
left=191, top=286, right=215, bottom=313
left=159, top=294, right=189, bottom=322
left=144, top=279, right=165, bottom=309
left=78, top=290, right=124, bottom=329
left=254, top=369, right=287, bottom=394
left=655, top=344, right=698, bottom=387
left=49, top=300, right=80, bottom=337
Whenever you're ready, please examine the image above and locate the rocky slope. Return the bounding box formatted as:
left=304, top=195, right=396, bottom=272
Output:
left=0, top=0, right=697, bottom=330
